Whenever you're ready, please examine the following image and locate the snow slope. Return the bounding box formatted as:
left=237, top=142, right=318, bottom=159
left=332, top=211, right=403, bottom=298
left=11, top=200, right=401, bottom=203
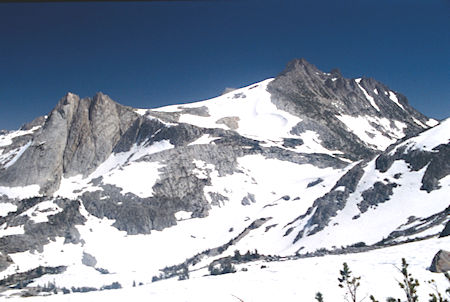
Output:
left=156, top=79, right=303, bottom=142
left=4, top=236, right=449, bottom=302
left=0, top=154, right=348, bottom=280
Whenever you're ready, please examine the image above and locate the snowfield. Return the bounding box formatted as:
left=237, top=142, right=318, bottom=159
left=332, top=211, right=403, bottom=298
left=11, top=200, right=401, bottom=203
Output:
left=336, top=114, right=407, bottom=150
left=392, top=118, right=450, bottom=154
left=0, top=184, right=41, bottom=200
left=3, top=236, right=449, bottom=302
left=156, top=79, right=304, bottom=142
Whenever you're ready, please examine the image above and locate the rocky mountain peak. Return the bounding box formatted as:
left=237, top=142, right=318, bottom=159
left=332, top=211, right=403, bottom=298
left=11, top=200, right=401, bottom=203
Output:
left=92, top=91, right=114, bottom=105
left=0, top=92, right=139, bottom=195
left=330, top=68, right=342, bottom=77
left=280, top=58, right=321, bottom=77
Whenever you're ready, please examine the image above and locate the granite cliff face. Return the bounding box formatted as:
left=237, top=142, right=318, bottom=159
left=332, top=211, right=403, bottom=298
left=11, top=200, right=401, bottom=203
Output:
left=0, top=59, right=448, bottom=296
left=0, top=92, right=138, bottom=194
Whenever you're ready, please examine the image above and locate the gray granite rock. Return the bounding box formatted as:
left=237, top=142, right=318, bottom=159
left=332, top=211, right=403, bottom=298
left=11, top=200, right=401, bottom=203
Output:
left=429, top=250, right=450, bottom=273
left=0, top=93, right=139, bottom=195
left=267, top=58, right=429, bottom=160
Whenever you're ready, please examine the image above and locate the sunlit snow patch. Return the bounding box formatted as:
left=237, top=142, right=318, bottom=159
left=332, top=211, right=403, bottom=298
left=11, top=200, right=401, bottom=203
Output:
left=0, top=125, right=41, bottom=147
left=101, top=161, right=164, bottom=198
left=0, top=202, right=17, bottom=217
left=3, top=140, right=32, bottom=168
left=391, top=118, right=450, bottom=154
left=336, top=115, right=406, bottom=150
left=134, top=108, right=148, bottom=116
left=426, top=118, right=439, bottom=127
left=2, top=237, right=82, bottom=279
left=188, top=134, right=220, bottom=146
left=295, top=131, right=343, bottom=155
left=55, top=140, right=174, bottom=199
left=388, top=91, right=405, bottom=110
left=0, top=224, right=24, bottom=237
left=20, top=199, right=63, bottom=223
left=155, top=79, right=302, bottom=141
left=412, top=117, right=427, bottom=128
left=0, top=184, right=41, bottom=199
left=192, top=159, right=215, bottom=179
left=175, top=210, right=192, bottom=221
left=355, top=78, right=380, bottom=111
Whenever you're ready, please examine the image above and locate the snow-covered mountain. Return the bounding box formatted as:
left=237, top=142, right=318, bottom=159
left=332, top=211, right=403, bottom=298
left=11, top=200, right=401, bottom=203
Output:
left=0, top=59, right=448, bottom=300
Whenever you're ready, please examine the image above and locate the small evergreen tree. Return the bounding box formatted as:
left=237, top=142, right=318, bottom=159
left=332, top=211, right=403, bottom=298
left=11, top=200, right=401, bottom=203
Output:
left=446, top=272, right=450, bottom=298
left=315, top=292, right=324, bottom=302
left=338, top=262, right=361, bottom=302
left=397, top=258, right=419, bottom=302
left=428, top=272, right=450, bottom=302
left=369, top=295, right=379, bottom=302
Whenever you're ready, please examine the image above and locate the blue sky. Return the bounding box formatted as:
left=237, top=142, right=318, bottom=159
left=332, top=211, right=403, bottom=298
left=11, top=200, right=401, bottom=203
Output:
left=0, top=0, right=449, bottom=130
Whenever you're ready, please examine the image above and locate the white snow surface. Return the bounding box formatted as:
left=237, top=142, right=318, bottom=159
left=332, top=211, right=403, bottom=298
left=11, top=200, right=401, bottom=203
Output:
left=412, top=117, right=427, bottom=128
left=3, top=140, right=32, bottom=168
left=336, top=114, right=406, bottom=150
left=388, top=91, right=405, bottom=110
left=0, top=224, right=24, bottom=237
left=0, top=147, right=22, bottom=167
left=391, top=118, right=449, bottom=154
left=154, top=79, right=302, bottom=141
left=55, top=140, right=173, bottom=199
left=188, top=134, right=220, bottom=146
left=0, top=125, right=41, bottom=147
left=0, top=155, right=347, bottom=284
left=102, top=161, right=163, bottom=198
left=20, top=199, right=63, bottom=224
left=4, top=237, right=449, bottom=302
left=134, top=108, right=148, bottom=116
left=294, top=130, right=343, bottom=155
left=0, top=202, right=17, bottom=217
left=426, top=118, right=439, bottom=127
left=0, top=184, right=41, bottom=199
left=355, top=79, right=380, bottom=111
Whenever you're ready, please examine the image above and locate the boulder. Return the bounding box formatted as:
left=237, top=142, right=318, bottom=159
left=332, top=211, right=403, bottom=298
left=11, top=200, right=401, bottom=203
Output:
left=439, top=220, right=450, bottom=238
left=429, top=250, right=450, bottom=273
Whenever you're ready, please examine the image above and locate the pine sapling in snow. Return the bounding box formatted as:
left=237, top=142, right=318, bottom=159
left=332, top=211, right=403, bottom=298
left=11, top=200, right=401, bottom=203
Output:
left=428, top=272, right=450, bottom=302
left=398, top=258, right=420, bottom=302
left=369, top=295, right=379, bottom=302
left=315, top=292, right=325, bottom=302
left=338, top=262, right=361, bottom=302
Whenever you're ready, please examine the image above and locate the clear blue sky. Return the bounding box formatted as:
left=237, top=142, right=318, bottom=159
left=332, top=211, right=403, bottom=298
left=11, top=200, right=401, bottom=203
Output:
left=0, top=0, right=449, bottom=130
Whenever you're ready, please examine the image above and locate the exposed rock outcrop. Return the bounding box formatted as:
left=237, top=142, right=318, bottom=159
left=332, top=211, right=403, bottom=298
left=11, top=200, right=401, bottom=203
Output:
left=267, top=58, right=429, bottom=160
left=0, top=93, right=139, bottom=195
left=440, top=220, right=450, bottom=238
left=291, top=164, right=365, bottom=242
left=376, top=140, right=450, bottom=193
left=429, top=250, right=450, bottom=273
